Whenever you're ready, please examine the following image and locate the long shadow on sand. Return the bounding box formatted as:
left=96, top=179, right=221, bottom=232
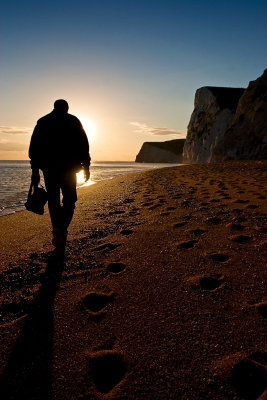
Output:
left=0, top=248, right=65, bottom=400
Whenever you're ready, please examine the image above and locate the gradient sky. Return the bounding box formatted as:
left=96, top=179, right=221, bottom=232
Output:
left=1, top=0, right=266, bottom=161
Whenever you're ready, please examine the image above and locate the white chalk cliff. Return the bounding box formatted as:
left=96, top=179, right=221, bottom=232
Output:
left=183, top=69, right=267, bottom=162
left=183, top=87, right=244, bottom=163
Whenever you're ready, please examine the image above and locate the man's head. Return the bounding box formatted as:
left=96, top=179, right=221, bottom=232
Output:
left=54, top=99, right=69, bottom=113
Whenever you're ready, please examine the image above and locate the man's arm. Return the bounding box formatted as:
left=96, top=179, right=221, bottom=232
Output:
left=84, top=166, right=90, bottom=181
left=31, top=168, right=40, bottom=186
left=29, top=123, right=41, bottom=186
left=77, top=119, right=91, bottom=181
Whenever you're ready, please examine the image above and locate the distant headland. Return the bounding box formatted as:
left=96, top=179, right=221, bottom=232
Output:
left=135, top=139, right=185, bottom=163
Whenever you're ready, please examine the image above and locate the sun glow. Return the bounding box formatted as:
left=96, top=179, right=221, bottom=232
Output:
left=80, top=117, right=95, bottom=139
left=76, top=169, right=95, bottom=186
left=76, top=170, right=85, bottom=184
left=75, top=117, right=95, bottom=185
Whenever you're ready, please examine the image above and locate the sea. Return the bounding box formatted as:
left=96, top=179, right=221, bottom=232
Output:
left=0, top=160, right=180, bottom=217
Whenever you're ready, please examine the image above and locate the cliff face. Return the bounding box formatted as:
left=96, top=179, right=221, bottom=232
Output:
left=135, top=139, right=185, bottom=163
left=214, top=69, right=267, bottom=160
left=182, top=87, right=244, bottom=163
left=183, top=69, right=267, bottom=162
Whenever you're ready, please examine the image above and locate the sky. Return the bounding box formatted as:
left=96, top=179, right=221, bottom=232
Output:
left=1, top=0, right=266, bottom=161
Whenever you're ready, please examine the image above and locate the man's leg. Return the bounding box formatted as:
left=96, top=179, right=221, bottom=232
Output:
left=43, top=170, right=62, bottom=229
left=60, top=170, right=77, bottom=233
left=43, top=170, right=65, bottom=247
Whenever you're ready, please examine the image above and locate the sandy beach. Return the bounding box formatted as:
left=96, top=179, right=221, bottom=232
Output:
left=0, top=160, right=266, bottom=400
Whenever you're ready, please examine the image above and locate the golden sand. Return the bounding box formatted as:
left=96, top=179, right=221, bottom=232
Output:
left=0, top=160, right=266, bottom=399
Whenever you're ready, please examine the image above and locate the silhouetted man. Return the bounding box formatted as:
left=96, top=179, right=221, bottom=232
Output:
left=29, top=99, right=90, bottom=247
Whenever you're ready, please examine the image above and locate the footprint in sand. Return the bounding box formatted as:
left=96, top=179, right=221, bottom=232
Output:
left=199, top=275, right=224, bottom=291
left=234, top=199, right=249, bottom=204
left=149, top=204, right=161, bottom=210
left=209, top=253, right=229, bottom=262
left=246, top=204, right=259, bottom=209
left=178, top=240, right=198, bottom=249
left=174, top=222, right=187, bottom=228
left=230, top=234, right=253, bottom=244
left=235, top=216, right=247, bottom=223
left=183, top=215, right=193, bottom=221
left=120, top=229, right=133, bottom=236
left=141, top=202, right=154, bottom=207
left=206, top=217, right=222, bottom=225
left=89, top=351, right=127, bottom=394
left=198, top=206, right=208, bottom=211
left=227, top=223, right=246, bottom=231
left=253, top=302, right=267, bottom=319
left=187, top=274, right=224, bottom=291
left=191, top=228, right=205, bottom=236
left=107, top=262, right=126, bottom=274
left=83, top=292, right=114, bottom=313
left=232, top=208, right=242, bottom=213
left=94, top=243, right=121, bottom=253
left=109, top=210, right=125, bottom=215
left=128, top=211, right=139, bottom=216
left=159, top=200, right=167, bottom=205
left=231, top=352, right=267, bottom=399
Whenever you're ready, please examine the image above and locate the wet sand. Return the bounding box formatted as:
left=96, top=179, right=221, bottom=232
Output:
left=0, top=160, right=266, bottom=400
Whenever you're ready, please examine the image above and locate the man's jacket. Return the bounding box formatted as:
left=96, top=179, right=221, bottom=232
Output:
left=29, top=110, right=91, bottom=171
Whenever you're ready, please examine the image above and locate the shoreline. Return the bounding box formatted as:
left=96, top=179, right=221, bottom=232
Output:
left=0, top=160, right=266, bottom=399
left=0, top=161, right=182, bottom=218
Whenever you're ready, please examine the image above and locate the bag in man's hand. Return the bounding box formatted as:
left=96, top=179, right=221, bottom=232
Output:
left=25, top=183, right=48, bottom=215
